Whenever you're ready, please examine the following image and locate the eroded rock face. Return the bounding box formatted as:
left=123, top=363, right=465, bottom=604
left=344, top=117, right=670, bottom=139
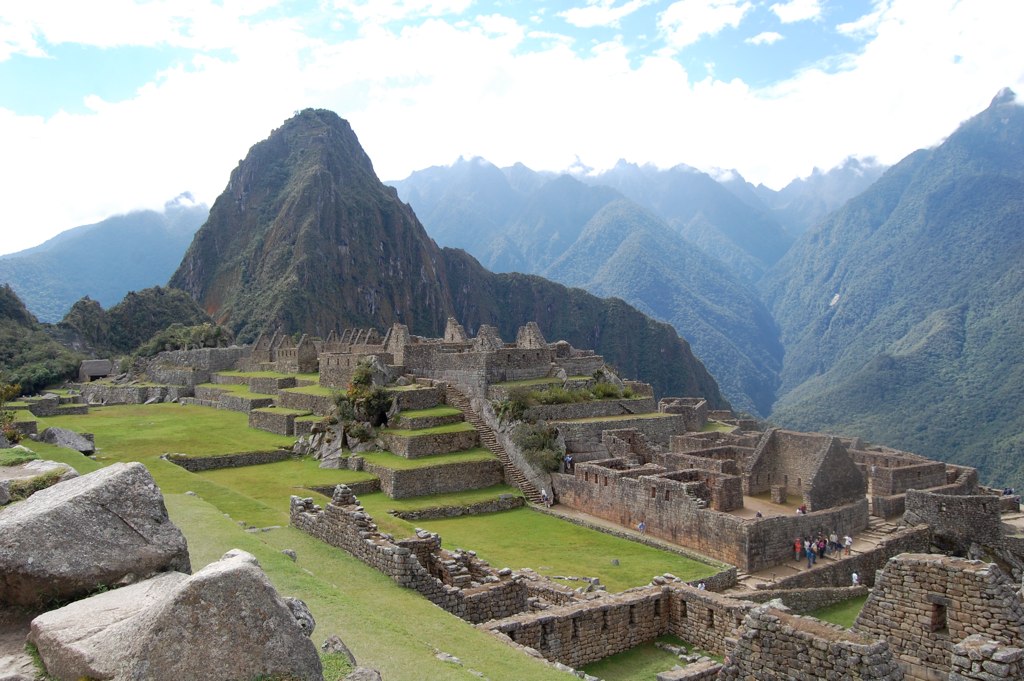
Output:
left=0, top=462, right=190, bottom=606
left=0, top=459, right=78, bottom=506
left=29, top=550, right=323, bottom=681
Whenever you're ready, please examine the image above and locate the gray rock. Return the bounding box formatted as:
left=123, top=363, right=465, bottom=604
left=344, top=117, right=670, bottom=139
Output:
left=29, top=550, right=322, bottom=681
left=344, top=668, right=383, bottom=681
left=0, top=433, right=11, bottom=449
left=285, top=596, right=316, bottom=637
left=0, top=459, right=79, bottom=506
left=283, top=548, right=298, bottom=561
left=0, top=462, right=190, bottom=606
left=322, top=634, right=358, bottom=666
left=39, top=427, right=95, bottom=455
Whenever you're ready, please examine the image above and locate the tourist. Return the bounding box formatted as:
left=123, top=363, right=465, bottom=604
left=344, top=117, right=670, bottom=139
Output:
left=793, top=537, right=803, bottom=561
left=806, top=541, right=816, bottom=568
left=829, top=531, right=839, bottom=553
left=638, top=520, right=646, bottom=534
left=541, top=489, right=550, bottom=508
left=697, top=581, right=706, bottom=590
left=844, top=534, right=853, bottom=556
left=755, top=510, right=763, bottom=518
left=817, top=536, right=826, bottom=560
left=852, top=572, right=860, bottom=586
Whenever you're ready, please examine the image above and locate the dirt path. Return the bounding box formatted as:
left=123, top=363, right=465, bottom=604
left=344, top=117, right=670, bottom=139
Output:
left=0, top=607, right=36, bottom=679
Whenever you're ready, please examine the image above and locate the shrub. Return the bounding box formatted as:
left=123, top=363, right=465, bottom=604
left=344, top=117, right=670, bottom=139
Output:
left=511, top=422, right=563, bottom=472
left=590, top=382, right=623, bottom=399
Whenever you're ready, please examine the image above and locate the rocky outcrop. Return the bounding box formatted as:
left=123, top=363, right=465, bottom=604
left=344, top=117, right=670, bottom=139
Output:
left=0, top=462, right=189, bottom=606
left=40, top=427, right=95, bottom=455
left=0, top=458, right=78, bottom=505
left=29, top=549, right=323, bottom=681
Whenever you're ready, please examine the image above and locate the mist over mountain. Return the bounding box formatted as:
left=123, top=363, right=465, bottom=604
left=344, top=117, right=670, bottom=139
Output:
left=169, top=109, right=727, bottom=405
left=721, top=158, right=887, bottom=237
left=762, top=89, right=1024, bottom=487
left=0, top=197, right=208, bottom=323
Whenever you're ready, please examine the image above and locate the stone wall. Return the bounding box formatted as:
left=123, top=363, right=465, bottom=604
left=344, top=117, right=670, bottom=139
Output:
left=719, top=604, right=903, bottom=680
left=145, top=347, right=250, bottom=386
left=658, top=398, right=708, bottom=432
left=765, top=525, right=929, bottom=589
left=485, top=586, right=670, bottom=669
left=390, top=387, right=444, bottom=412
left=218, top=392, right=275, bottom=413
left=556, top=414, right=688, bottom=454
left=290, top=487, right=528, bottom=624
left=277, top=390, right=336, bottom=415
left=904, top=490, right=1004, bottom=546
left=854, top=554, right=1024, bottom=681
left=950, top=635, right=1024, bottom=681
left=359, top=458, right=504, bottom=499
left=249, top=376, right=297, bottom=394
left=80, top=384, right=192, bottom=405
left=522, top=397, right=657, bottom=423
left=667, top=587, right=754, bottom=656
left=249, top=408, right=308, bottom=435
left=164, top=450, right=295, bottom=472
left=380, top=429, right=479, bottom=459
left=389, top=495, right=525, bottom=520
left=742, top=499, right=870, bottom=574
left=741, top=585, right=869, bottom=613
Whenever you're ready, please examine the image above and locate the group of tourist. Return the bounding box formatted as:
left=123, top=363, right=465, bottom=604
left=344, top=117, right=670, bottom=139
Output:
left=793, top=532, right=854, bottom=568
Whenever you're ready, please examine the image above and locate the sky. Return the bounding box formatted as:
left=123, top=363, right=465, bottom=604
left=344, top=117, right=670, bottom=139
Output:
left=1, top=0, right=1022, bottom=256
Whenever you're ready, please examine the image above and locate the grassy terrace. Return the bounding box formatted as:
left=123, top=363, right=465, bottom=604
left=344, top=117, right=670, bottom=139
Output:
left=381, top=421, right=475, bottom=437
left=15, top=402, right=727, bottom=678
left=582, top=635, right=715, bottom=681
left=252, top=407, right=312, bottom=416
left=197, top=382, right=276, bottom=398
left=358, top=447, right=494, bottom=470
left=554, top=412, right=677, bottom=424
left=396, top=406, right=462, bottom=419
left=216, top=370, right=297, bottom=379
left=702, top=420, right=737, bottom=433
left=281, top=384, right=338, bottom=397
left=810, top=595, right=869, bottom=628
left=490, top=376, right=591, bottom=389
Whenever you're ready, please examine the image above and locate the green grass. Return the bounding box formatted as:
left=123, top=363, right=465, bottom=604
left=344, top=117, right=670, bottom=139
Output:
left=295, top=414, right=325, bottom=422
left=359, top=485, right=521, bottom=514
left=282, top=385, right=338, bottom=397
left=0, top=449, right=39, bottom=466
left=197, top=383, right=276, bottom=398
left=33, top=404, right=294, bottom=459
left=396, top=406, right=462, bottom=420
left=196, top=458, right=375, bottom=516
left=382, top=421, right=475, bottom=437
left=358, top=448, right=494, bottom=470
left=701, top=420, right=737, bottom=433
left=416, top=507, right=720, bottom=592
left=164, top=494, right=570, bottom=681
left=16, top=441, right=106, bottom=474
left=810, top=595, right=869, bottom=628
left=582, top=635, right=693, bottom=681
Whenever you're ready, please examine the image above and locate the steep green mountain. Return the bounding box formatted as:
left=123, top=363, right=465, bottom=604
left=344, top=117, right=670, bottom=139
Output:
left=544, top=200, right=781, bottom=416
left=762, top=89, right=1024, bottom=487
left=582, top=162, right=793, bottom=283
left=0, top=285, right=82, bottom=394
left=56, top=287, right=214, bottom=355
left=0, top=196, right=208, bottom=323
left=170, top=109, right=727, bottom=405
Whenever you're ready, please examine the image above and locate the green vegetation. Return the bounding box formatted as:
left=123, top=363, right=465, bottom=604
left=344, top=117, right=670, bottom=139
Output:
left=810, top=595, right=869, bottom=629
left=282, top=384, right=338, bottom=397
left=382, top=421, right=475, bottom=437
left=418, top=508, right=719, bottom=592
left=395, top=406, right=461, bottom=420
left=701, top=420, right=736, bottom=433
left=358, top=448, right=494, bottom=471
left=0, top=448, right=38, bottom=466
left=581, top=636, right=704, bottom=681
left=1, top=381, right=24, bottom=443
left=134, top=322, right=234, bottom=357
left=6, top=467, right=65, bottom=501
left=0, top=285, right=82, bottom=395
left=510, top=422, right=562, bottom=471
left=333, top=362, right=393, bottom=429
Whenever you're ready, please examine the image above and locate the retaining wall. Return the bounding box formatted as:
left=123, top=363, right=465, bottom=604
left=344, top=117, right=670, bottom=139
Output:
left=164, top=449, right=295, bottom=472
left=360, top=458, right=504, bottom=499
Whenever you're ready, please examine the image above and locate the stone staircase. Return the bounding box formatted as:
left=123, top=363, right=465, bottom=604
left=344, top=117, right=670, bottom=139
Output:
left=443, top=384, right=543, bottom=505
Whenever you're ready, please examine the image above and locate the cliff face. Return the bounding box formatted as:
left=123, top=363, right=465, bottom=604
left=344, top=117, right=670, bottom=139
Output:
left=169, top=109, right=727, bottom=405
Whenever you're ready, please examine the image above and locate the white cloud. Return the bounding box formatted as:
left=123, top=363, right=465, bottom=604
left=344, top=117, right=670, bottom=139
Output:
left=770, top=0, right=822, bottom=24
left=658, top=0, right=753, bottom=51
left=837, top=0, right=890, bottom=37
left=334, top=0, right=473, bottom=25
left=747, top=31, right=783, bottom=45
left=1, top=0, right=1023, bottom=255
left=558, top=0, right=654, bottom=29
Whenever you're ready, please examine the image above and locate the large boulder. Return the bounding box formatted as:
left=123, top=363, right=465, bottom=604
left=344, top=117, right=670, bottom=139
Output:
left=40, top=427, right=95, bottom=455
left=0, top=462, right=189, bottom=606
left=29, top=550, right=323, bottom=681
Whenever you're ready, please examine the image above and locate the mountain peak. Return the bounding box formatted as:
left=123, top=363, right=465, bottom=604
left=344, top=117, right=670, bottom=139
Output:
left=991, top=87, right=1018, bottom=108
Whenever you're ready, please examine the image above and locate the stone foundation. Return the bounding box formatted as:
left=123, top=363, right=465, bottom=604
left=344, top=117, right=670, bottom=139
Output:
left=163, top=450, right=295, bottom=472
left=361, top=458, right=504, bottom=499
left=380, top=429, right=479, bottom=459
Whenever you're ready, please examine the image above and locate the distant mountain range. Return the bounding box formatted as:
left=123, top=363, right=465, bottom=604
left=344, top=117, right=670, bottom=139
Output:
left=762, top=88, right=1024, bottom=487
left=169, top=109, right=727, bottom=405
left=0, top=196, right=208, bottom=323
